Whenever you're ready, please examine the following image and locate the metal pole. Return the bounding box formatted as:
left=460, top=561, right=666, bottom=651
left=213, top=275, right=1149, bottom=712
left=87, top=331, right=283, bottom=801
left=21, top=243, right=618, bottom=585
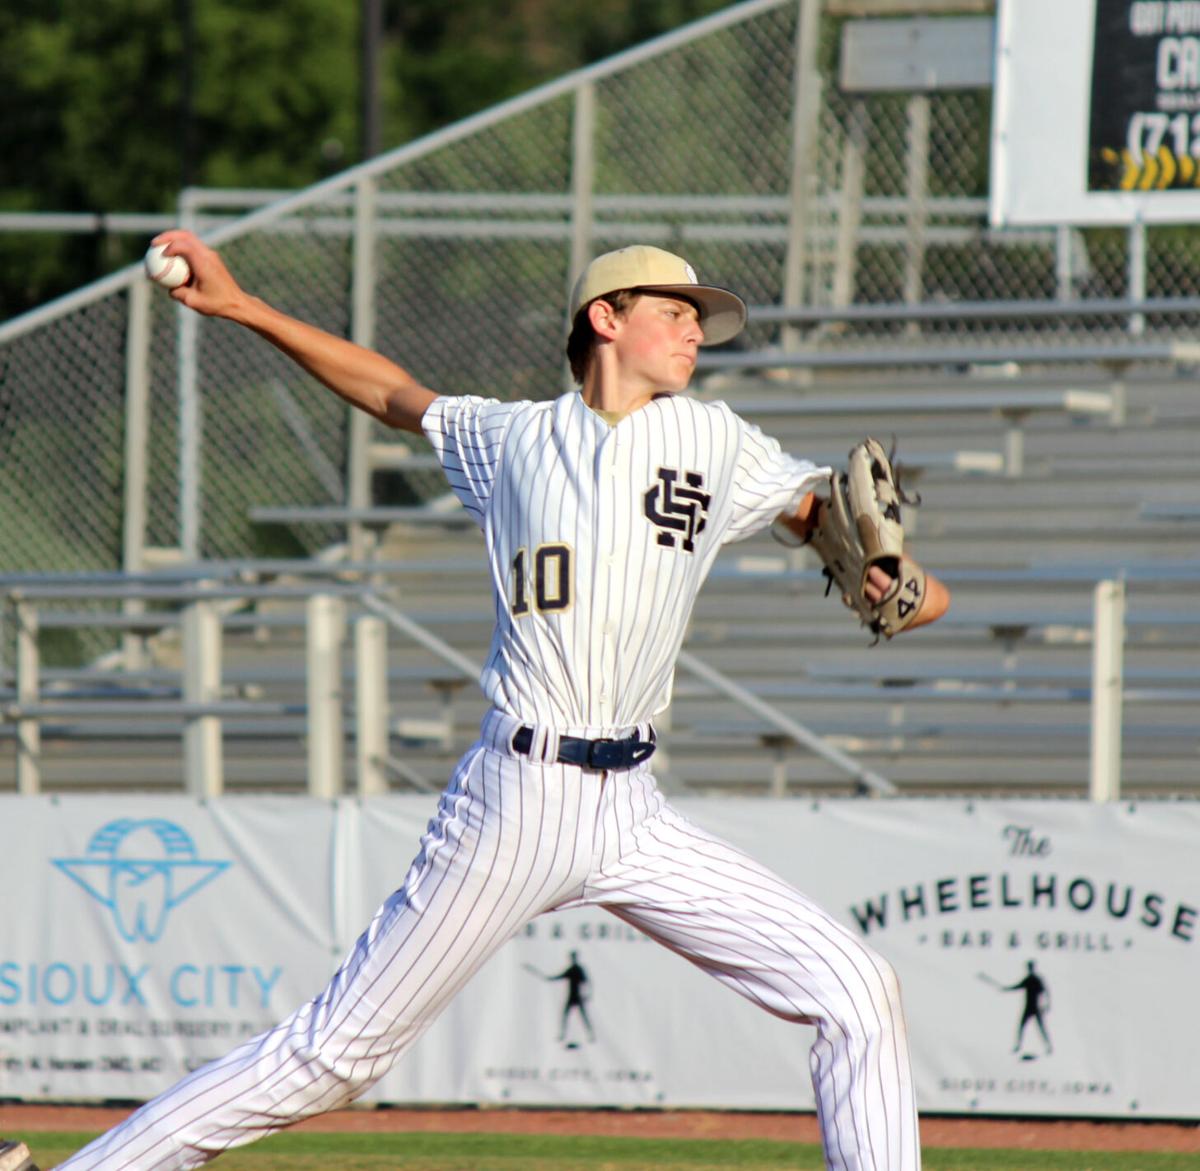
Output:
left=183, top=596, right=224, bottom=796
left=307, top=593, right=346, bottom=797
left=123, top=277, right=152, bottom=670
left=566, top=81, right=597, bottom=390
left=1055, top=224, right=1072, bottom=301
left=1088, top=578, right=1125, bottom=802
left=1128, top=217, right=1146, bottom=337
left=355, top=615, right=389, bottom=796
left=830, top=100, right=867, bottom=310
left=903, top=93, right=931, bottom=317
left=349, top=178, right=379, bottom=563
left=16, top=601, right=41, bottom=795
left=782, top=0, right=824, bottom=347
left=178, top=190, right=201, bottom=560
left=569, top=80, right=597, bottom=290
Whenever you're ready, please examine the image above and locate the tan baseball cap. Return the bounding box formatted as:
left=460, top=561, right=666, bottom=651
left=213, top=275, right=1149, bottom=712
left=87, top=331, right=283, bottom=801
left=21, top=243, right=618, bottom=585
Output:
left=568, top=245, right=747, bottom=346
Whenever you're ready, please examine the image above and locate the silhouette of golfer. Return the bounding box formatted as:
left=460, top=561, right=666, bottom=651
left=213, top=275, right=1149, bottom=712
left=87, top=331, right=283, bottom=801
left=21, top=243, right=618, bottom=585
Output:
left=549, top=951, right=595, bottom=1046
left=1006, top=960, right=1052, bottom=1057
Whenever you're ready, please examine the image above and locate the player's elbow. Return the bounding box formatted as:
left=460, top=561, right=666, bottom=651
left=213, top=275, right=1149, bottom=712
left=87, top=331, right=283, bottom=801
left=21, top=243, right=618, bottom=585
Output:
left=381, top=380, right=438, bottom=434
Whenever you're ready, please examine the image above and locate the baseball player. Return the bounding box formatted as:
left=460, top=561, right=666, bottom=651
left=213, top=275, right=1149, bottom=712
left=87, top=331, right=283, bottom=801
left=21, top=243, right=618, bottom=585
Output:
left=551, top=951, right=595, bottom=1046
left=50, top=235, right=949, bottom=1171
left=1005, top=960, right=1053, bottom=1057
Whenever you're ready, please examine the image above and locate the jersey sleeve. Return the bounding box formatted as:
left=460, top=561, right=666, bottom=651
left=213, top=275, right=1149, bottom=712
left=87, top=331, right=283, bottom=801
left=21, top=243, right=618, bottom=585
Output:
left=421, top=395, right=522, bottom=525
left=723, top=414, right=830, bottom=543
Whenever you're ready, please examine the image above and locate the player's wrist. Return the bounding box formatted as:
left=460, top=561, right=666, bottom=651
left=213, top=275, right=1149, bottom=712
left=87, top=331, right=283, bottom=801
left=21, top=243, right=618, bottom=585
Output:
left=770, top=493, right=824, bottom=548
left=229, top=291, right=273, bottom=328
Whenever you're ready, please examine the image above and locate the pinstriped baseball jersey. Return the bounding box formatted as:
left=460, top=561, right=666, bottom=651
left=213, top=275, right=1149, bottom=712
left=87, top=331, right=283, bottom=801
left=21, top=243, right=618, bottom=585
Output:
left=51, top=243, right=921, bottom=1171
left=423, top=390, right=828, bottom=730
left=55, top=399, right=920, bottom=1171
left=56, top=706, right=919, bottom=1171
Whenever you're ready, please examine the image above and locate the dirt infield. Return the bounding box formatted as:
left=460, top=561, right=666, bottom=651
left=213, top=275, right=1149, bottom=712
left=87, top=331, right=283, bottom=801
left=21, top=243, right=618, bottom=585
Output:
left=3, top=1103, right=1199, bottom=1154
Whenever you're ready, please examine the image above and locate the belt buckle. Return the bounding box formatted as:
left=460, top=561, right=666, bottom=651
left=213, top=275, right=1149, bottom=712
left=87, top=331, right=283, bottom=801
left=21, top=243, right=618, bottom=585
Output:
left=585, top=738, right=623, bottom=769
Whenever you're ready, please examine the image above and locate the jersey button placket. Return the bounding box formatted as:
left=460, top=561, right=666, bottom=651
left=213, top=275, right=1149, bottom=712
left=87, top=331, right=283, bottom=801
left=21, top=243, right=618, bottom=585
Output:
left=596, top=433, right=621, bottom=726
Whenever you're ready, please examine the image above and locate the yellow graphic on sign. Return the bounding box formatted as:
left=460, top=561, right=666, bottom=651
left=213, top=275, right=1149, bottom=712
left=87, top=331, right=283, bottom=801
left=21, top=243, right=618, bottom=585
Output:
left=1103, top=145, right=1200, bottom=190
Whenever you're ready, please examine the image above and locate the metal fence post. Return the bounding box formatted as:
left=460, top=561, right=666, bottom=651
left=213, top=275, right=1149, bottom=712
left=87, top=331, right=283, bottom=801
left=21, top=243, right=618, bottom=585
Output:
left=15, top=601, right=41, bottom=795
left=1128, top=216, right=1146, bottom=337
left=831, top=100, right=868, bottom=310
left=903, top=93, right=931, bottom=315
left=307, top=593, right=346, bottom=797
left=355, top=615, right=388, bottom=796
left=569, top=80, right=596, bottom=289
left=783, top=0, right=824, bottom=344
left=123, top=277, right=152, bottom=670
left=1055, top=224, right=1072, bottom=301
left=348, top=177, right=379, bottom=563
left=565, top=80, right=597, bottom=390
left=183, top=595, right=224, bottom=796
left=1089, top=578, right=1125, bottom=802
left=178, top=188, right=201, bottom=561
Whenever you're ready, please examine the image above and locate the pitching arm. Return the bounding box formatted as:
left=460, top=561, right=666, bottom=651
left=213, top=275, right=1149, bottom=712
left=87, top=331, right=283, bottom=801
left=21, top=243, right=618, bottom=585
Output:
left=149, top=230, right=437, bottom=435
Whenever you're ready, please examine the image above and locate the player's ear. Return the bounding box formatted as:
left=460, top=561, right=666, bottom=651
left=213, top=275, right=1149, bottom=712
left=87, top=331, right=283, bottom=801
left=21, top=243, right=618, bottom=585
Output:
left=587, top=298, right=621, bottom=341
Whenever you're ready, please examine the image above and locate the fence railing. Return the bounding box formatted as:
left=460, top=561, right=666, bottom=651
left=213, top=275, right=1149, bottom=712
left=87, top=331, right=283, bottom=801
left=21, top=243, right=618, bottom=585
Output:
left=1, top=561, right=1179, bottom=802
left=0, top=565, right=899, bottom=798
left=6, top=0, right=1200, bottom=588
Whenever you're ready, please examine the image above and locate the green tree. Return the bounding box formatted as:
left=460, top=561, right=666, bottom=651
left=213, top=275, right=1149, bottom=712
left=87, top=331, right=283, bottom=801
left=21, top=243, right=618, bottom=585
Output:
left=379, top=1, right=731, bottom=142
left=0, top=0, right=358, bottom=317
left=0, top=0, right=735, bottom=319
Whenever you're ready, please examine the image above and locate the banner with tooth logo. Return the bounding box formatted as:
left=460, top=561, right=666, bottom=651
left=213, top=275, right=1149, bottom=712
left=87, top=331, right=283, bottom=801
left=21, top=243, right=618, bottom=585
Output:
left=1, top=794, right=1197, bottom=1117
left=0, top=796, right=339, bottom=1098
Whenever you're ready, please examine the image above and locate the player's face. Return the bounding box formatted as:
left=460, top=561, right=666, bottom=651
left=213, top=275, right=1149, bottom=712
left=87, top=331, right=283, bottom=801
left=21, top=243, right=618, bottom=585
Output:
left=613, top=293, right=704, bottom=392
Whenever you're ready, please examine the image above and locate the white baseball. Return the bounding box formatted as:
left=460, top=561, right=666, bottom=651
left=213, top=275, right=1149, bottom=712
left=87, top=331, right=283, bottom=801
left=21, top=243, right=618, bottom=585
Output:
left=144, top=243, right=192, bottom=290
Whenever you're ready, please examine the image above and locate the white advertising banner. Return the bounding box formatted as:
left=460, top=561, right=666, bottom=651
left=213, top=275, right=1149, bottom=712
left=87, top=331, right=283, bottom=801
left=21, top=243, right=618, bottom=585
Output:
left=2, top=795, right=1197, bottom=1118
left=0, top=796, right=341, bottom=1100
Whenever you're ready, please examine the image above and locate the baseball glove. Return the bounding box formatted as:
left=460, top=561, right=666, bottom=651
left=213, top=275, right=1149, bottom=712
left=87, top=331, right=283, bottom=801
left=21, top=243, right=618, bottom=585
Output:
left=793, top=438, right=926, bottom=640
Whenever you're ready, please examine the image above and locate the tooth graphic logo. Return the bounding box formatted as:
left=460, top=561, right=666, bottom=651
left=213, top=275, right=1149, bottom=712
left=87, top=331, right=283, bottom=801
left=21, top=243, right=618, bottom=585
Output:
left=53, top=819, right=231, bottom=943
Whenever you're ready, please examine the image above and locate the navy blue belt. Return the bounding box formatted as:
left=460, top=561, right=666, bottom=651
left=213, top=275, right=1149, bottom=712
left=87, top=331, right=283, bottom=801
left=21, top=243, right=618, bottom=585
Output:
left=512, top=726, right=656, bottom=770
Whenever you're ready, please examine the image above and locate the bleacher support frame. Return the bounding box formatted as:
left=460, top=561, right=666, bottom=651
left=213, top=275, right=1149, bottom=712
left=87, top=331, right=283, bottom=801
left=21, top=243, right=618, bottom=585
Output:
left=2, top=560, right=1186, bottom=802
left=2, top=566, right=901, bottom=799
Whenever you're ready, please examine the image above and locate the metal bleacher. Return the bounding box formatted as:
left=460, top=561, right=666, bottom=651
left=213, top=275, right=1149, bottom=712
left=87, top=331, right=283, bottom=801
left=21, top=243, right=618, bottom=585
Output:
left=3, top=1, right=1199, bottom=803
left=6, top=311, right=1197, bottom=802
left=664, top=337, right=1200, bottom=797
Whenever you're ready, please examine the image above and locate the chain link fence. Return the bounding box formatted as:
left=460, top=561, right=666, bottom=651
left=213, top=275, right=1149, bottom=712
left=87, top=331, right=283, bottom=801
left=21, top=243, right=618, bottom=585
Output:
left=3, top=0, right=1200, bottom=634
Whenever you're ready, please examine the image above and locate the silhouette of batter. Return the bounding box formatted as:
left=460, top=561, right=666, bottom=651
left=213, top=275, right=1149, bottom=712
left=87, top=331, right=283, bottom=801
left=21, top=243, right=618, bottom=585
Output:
left=550, top=951, right=595, bottom=1047
left=1006, top=960, right=1052, bottom=1057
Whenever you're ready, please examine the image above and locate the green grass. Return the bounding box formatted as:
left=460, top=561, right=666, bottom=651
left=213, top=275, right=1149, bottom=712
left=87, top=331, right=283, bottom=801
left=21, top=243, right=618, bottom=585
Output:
left=22, top=1130, right=1200, bottom=1171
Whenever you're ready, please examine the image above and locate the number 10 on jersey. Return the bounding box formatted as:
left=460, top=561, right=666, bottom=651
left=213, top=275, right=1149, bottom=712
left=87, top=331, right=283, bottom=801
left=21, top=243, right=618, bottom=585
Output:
left=510, top=543, right=573, bottom=616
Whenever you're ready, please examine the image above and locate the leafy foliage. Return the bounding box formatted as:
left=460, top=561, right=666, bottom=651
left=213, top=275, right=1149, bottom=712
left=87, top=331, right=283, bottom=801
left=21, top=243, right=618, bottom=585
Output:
left=0, top=0, right=731, bottom=318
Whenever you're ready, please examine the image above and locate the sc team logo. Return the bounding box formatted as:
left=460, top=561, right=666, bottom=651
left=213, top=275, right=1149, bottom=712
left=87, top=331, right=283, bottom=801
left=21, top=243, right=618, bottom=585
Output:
left=643, top=467, right=710, bottom=553
left=53, top=819, right=231, bottom=944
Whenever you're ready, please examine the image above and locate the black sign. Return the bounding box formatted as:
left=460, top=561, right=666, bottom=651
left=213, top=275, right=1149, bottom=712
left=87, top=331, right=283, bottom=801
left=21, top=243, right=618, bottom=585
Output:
left=1088, top=0, right=1200, bottom=191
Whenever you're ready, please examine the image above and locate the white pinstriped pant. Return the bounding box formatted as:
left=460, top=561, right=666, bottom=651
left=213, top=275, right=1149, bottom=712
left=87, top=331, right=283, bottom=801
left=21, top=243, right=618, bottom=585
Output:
left=58, top=710, right=919, bottom=1171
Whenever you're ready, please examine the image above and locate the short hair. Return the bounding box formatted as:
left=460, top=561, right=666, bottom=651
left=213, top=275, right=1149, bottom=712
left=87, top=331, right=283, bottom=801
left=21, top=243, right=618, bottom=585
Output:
left=565, top=289, right=641, bottom=384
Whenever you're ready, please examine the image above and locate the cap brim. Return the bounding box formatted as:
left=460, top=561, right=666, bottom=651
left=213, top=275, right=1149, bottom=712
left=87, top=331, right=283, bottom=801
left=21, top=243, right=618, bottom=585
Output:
left=635, top=284, right=747, bottom=346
